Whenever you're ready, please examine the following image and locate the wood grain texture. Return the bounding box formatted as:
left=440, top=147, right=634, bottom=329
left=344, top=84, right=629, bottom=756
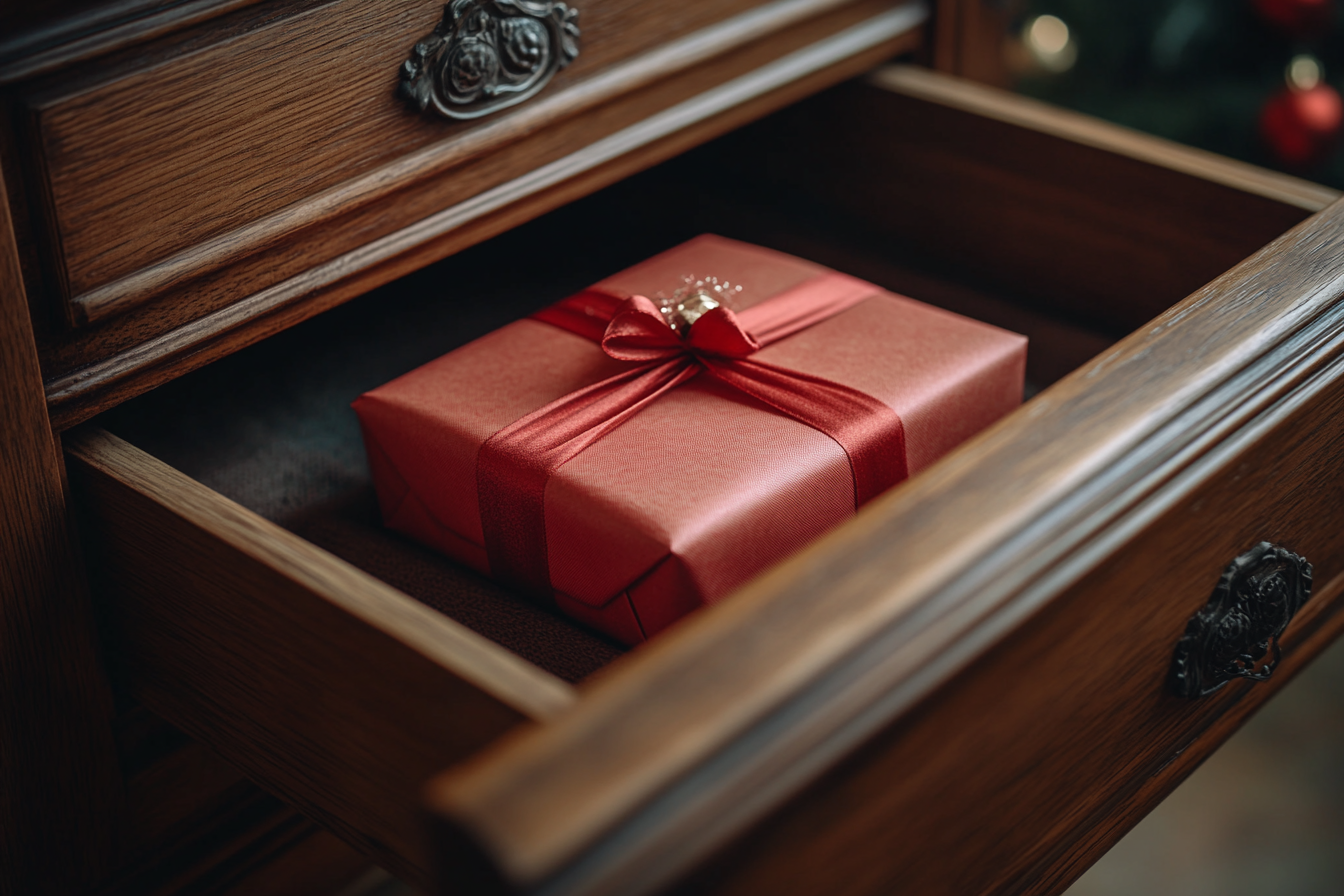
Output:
left=41, top=3, right=926, bottom=428
left=99, top=767, right=359, bottom=896
left=661, top=340, right=1344, bottom=894
left=1017, top=576, right=1344, bottom=895
left=874, top=65, right=1338, bottom=213
left=0, top=161, right=122, bottom=895
left=66, top=427, right=575, bottom=885
left=93, top=703, right=373, bottom=895
left=21, top=0, right=867, bottom=325
left=674, top=557, right=1344, bottom=896
left=59, top=0, right=874, bottom=329
left=423, top=195, right=1344, bottom=892
left=760, top=66, right=1337, bottom=335
left=0, top=0, right=262, bottom=84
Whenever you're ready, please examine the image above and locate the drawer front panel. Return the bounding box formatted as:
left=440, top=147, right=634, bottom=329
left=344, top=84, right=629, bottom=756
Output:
left=665, top=344, right=1344, bottom=896
left=24, top=0, right=774, bottom=324
left=30, top=0, right=926, bottom=431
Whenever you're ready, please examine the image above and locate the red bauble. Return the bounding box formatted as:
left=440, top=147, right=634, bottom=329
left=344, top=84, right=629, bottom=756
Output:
left=1254, top=0, right=1334, bottom=37
left=1260, top=82, right=1344, bottom=168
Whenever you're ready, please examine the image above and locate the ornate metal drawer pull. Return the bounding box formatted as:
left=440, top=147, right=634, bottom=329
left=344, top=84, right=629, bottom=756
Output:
left=399, top=1, right=580, bottom=121
left=1169, top=541, right=1312, bottom=699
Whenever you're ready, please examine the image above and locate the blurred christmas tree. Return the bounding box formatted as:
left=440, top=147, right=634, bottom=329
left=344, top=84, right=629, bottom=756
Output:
left=1011, top=0, right=1344, bottom=186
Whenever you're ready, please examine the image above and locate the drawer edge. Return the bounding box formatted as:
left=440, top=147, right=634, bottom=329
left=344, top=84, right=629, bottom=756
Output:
left=69, top=427, right=573, bottom=723
left=870, top=65, right=1341, bottom=214
left=423, top=196, right=1344, bottom=893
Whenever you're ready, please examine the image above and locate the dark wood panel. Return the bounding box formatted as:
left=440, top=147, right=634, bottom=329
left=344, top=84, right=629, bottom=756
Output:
left=67, top=428, right=574, bottom=886
left=41, top=3, right=925, bottom=427
left=1020, top=608, right=1344, bottom=893
left=90, top=703, right=374, bottom=894
left=0, top=160, right=122, bottom=895
left=116, top=710, right=253, bottom=863
left=422, top=191, right=1344, bottom=894
left=112, top=806, right=372, bottom=896
left=22, top=0, right=850, bottom=324
left=0, top=0, right=262, bottom=83
left=757, top=65, right=1337, bottom=335
left=932, top=0, right=1016, bottom=87
left=669, top=370, right=1344, bottom=895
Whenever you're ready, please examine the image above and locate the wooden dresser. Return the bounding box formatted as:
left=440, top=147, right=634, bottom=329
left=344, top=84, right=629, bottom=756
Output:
left=6, top=1, right=1344, bottom=893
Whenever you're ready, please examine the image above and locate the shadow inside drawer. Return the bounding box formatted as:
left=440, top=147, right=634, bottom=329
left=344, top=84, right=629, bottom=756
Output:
left=285, top=488, right=623, bottom=683
left=91, top=200, right=664, bottom=682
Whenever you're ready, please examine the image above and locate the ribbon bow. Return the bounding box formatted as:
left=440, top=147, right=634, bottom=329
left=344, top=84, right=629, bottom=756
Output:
left=476, top=273, right=908, bottom=597
left=600, top=294, right=761, bottom=361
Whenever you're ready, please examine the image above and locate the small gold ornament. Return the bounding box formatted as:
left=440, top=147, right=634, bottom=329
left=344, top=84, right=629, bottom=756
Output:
left=657, top=276, right=743, bottom=336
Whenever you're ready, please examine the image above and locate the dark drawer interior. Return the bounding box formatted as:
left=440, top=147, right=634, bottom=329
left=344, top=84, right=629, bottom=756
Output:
left=93, top=88, right=1128, bottom=673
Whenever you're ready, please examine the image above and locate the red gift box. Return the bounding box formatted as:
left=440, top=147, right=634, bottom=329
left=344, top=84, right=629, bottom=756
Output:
left=353, top=236, right=1026, bottom=644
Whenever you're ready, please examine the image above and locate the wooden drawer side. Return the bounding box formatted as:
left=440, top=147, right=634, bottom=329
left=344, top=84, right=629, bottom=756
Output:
left=67, top=428, right=574, bottom=885
left=754, top=65, right=1337, bottom=334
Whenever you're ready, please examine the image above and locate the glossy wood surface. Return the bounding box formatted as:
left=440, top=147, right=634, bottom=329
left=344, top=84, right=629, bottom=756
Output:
left=0, top=163, right=122, bottom=896
left=67, top=428, right=574, bottom=886
left=666, top=323, right=1344, bottom=895
left=422, top=85, right=1344, bottom=895
left=0, top=5, right=932, bottom=890
left=25, top=0, right=785, bottom=320
left=32, top=1, right=925, bottom=429
left=0, top=0, right=261, bottom=82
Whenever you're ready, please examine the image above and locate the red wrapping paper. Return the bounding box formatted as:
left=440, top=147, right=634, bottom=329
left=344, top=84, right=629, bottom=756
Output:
left=353, top=236, right=1027, bottom=644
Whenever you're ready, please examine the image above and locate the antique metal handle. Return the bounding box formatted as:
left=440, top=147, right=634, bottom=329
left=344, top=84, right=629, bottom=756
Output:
left=399, top=1, right=580, bottom=121
left=1169, top=541, right=1312, bottom=698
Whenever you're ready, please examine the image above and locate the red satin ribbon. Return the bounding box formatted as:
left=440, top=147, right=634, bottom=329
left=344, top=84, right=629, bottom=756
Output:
left=476, top=273, right=908, bottom=597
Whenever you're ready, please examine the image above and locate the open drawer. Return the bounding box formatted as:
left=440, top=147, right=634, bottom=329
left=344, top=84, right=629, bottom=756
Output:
left=67, top=67, right=1344, bottom=894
